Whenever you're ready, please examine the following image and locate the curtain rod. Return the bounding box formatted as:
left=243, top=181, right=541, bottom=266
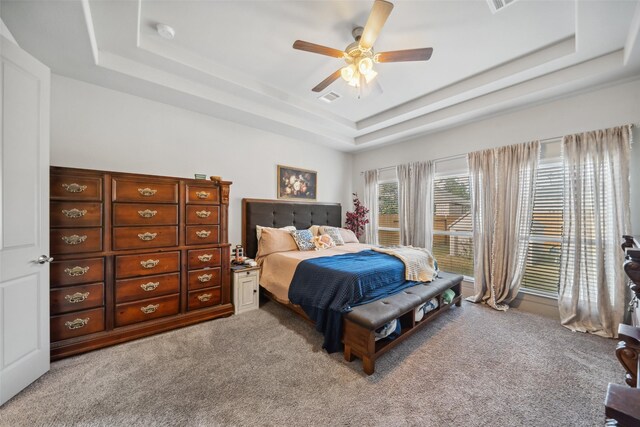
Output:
left=359, top=124, right=636, bottom=175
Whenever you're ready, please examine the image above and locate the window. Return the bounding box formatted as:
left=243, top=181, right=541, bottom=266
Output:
left=378, top=180, right=400, bottom=245
left=521, top=162, right=563, bottom=294
left=432, top=158, right=473, bottom=277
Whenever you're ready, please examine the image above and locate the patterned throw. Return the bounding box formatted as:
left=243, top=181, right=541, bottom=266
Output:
left=372, top=245, right=438, bottom=282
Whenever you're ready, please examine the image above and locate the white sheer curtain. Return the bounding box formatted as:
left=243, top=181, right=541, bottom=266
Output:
left=559, top=125, right=632, bottom=337
left=363, top=169, right=379, bottom=245
left=467, top=141, right=540, bottom=311
left=397, top=161, right=433, bottom=249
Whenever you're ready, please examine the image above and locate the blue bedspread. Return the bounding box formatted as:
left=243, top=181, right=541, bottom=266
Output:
left=288, top=250, right=420, bottom=353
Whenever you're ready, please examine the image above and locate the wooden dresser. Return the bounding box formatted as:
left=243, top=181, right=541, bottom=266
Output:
left=49, top=166, right=232, bottom=359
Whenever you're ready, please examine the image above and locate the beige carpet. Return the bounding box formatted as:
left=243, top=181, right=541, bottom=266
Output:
left=0, top=300, right=622, bottom=426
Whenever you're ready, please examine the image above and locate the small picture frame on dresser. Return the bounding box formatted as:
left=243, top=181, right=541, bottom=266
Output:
left=194, top=174, right=207, bottom=180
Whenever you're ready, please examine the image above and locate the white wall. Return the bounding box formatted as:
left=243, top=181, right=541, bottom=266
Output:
left=353, top=78, right=640, bottom=234
left=50, top=74, right=353, bottom=247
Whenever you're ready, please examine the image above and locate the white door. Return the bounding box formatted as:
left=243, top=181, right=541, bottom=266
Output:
left=0, top=35, right=51, bottom=405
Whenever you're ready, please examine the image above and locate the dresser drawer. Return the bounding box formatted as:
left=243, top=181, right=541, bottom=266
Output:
left=186, top=184, right=219, bottom=204
left=50, top=201, right=102, bottom=228
left=186, top=205, right=220, bottom=225
left=186, top=225, right=219, bottom=245
left=188, top=287, right=221, bottom=311
left=188, top=267, right=221, bottom=290
left=50, top=282, right=104, bottom=315
left=112, top=226, right=178, bottom=250
left=115, top=272, right=180, bottom=303
left=115, top=251, right=180, bottom=279
left=51, top=228, right=102, bottom=255
left=113, top=203, right=178, bottom=226
left=51, top=307, right=105, bottom=342
left=112, top=178, right=178, bottom=203
left=115, top=294, right=179, bottom=327
left=50, top=257, right=105, bottom=287
left=51, top=174, right=102, bottom=201
left=188, top=248, right=221, bottom=269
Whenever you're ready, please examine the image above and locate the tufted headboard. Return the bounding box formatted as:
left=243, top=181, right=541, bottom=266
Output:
left=242, top=198, right=342, bottom=258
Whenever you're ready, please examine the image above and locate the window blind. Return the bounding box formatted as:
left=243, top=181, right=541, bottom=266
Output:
left=378, top=181, right=400, bottom=245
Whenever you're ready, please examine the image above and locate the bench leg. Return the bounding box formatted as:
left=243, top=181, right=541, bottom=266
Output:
left=363, top=356, right=375, bottom=375
left=455, top=298, right=462, bottom=307
left=344, top=344, right=354, bottom=362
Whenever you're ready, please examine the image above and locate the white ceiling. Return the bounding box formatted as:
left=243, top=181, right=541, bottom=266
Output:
left=2, top=0, right=640, bottom=151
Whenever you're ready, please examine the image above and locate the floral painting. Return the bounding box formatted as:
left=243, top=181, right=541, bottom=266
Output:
left=277, top=165, right=317, bottom=200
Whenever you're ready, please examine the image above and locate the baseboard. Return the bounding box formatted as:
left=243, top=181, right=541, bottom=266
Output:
left=461, top=280, right=559, bottom=320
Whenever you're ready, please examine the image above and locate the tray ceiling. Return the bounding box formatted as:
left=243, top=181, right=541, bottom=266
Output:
left=2, top=0, right=640, bottom=151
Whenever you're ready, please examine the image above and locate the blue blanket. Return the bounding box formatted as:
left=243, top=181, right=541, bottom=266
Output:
left=288, top=250, right=420, bottom=353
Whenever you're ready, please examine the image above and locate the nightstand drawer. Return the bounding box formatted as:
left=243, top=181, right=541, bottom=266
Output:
left=50, top=202, right=102, bottom=228
left=188, top=267, right=221, bottom=290
left=188, top=287, right=221, bottom=311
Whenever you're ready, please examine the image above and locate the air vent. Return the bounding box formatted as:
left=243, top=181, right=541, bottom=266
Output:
left=318, top=91, right=341, bottom=103
left=487, top=0, right=517, bottom=13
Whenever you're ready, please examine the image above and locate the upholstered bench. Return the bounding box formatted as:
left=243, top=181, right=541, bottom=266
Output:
left=342, top=272, right=463, bottom=375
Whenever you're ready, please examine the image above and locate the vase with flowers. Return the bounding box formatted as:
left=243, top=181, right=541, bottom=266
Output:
left=345, top=193, right=369, bottom=240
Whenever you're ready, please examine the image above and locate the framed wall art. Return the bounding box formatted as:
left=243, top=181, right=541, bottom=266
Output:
left=277, top=165, right=317, bottom=200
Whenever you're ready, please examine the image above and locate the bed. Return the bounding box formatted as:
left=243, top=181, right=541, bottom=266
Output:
left=242, top=198, right=462, bottom=374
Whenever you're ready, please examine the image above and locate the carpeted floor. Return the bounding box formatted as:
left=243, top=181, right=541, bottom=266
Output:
left=0, top=300, right=622, bottom=426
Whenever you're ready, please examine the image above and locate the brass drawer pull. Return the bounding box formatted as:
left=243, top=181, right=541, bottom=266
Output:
left=198, top=254, right=213, bottom=262
left=195, top=191, right=210, bottom=199
left=138, top=188, right=157, bottom=197
left=198, top=274, right=213, bottom=283
left=140, top=282, right=160, bottom=291
left=62, top=208, right=87, bottom=218
left=138, top=232, right=157, bottom=241
left=65, top=292, right=90, bottom=303
left=62, top=183, right=87, bottom=193
left=65, top=318, right=89, bottom=330
left=196, top=230, right=211, bottom=238
left=140, top=259, right=160, bottom=269
left=140, top=304, right=159, bottom=314
left=138, top=209, right=157, bottom=218
left=64, top=266, right=90, bottom=277
left=62, top=235, right=87, bottom=245
left=197, top=293, right=212, bottom=302
left=195, top=210, right=211, bottom=218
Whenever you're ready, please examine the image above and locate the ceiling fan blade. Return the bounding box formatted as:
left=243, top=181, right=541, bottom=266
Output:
left=293, top=40, right=345, bottom=58
left=375, top=48, right=433, bottom=63
left=359, top=0, right=394, bottom=50
left=312, top=69, right=342, bottom=92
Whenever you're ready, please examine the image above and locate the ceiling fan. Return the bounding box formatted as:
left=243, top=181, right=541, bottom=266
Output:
left=293, top=0, right=433, bottom=94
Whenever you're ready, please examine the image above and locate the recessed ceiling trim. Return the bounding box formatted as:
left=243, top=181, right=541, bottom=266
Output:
left=80, top=0, right=99, bottom=65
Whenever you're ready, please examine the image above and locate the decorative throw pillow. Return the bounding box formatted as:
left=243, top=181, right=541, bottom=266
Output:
left=313, top=234, right=335, bottom=250
left=256, top=228, right=298, bottom=259
left=290, top=229, right=315, bottom=251
left=308, top=225, right=321, bottom=236
left=319, top=226, right=344, bottom=245
left=256, top=225, right=295, bottom=241
left=339, top=228, right=359, bottom=244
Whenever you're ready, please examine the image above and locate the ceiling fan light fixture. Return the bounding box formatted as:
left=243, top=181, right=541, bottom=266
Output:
left=364, top=69, right=378, bottom=83
left=340, top=64, right=357, bottom=82
left=358, top=57, right=374, bottom=75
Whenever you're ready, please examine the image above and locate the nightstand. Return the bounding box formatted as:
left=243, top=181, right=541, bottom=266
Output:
left=232, top=266, right=260, bottom=314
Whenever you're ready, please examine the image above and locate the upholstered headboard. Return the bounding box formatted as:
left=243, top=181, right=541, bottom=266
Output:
left=242, top=198, right=342, bottom=258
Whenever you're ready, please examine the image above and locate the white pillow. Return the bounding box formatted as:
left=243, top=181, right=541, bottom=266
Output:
left=339, top=228, right=359, bottom=244
left=256, top=225, right=296, bottom=241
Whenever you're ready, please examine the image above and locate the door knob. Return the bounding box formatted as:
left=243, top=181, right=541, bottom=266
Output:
left=36, top=255, right=54, bottom=264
